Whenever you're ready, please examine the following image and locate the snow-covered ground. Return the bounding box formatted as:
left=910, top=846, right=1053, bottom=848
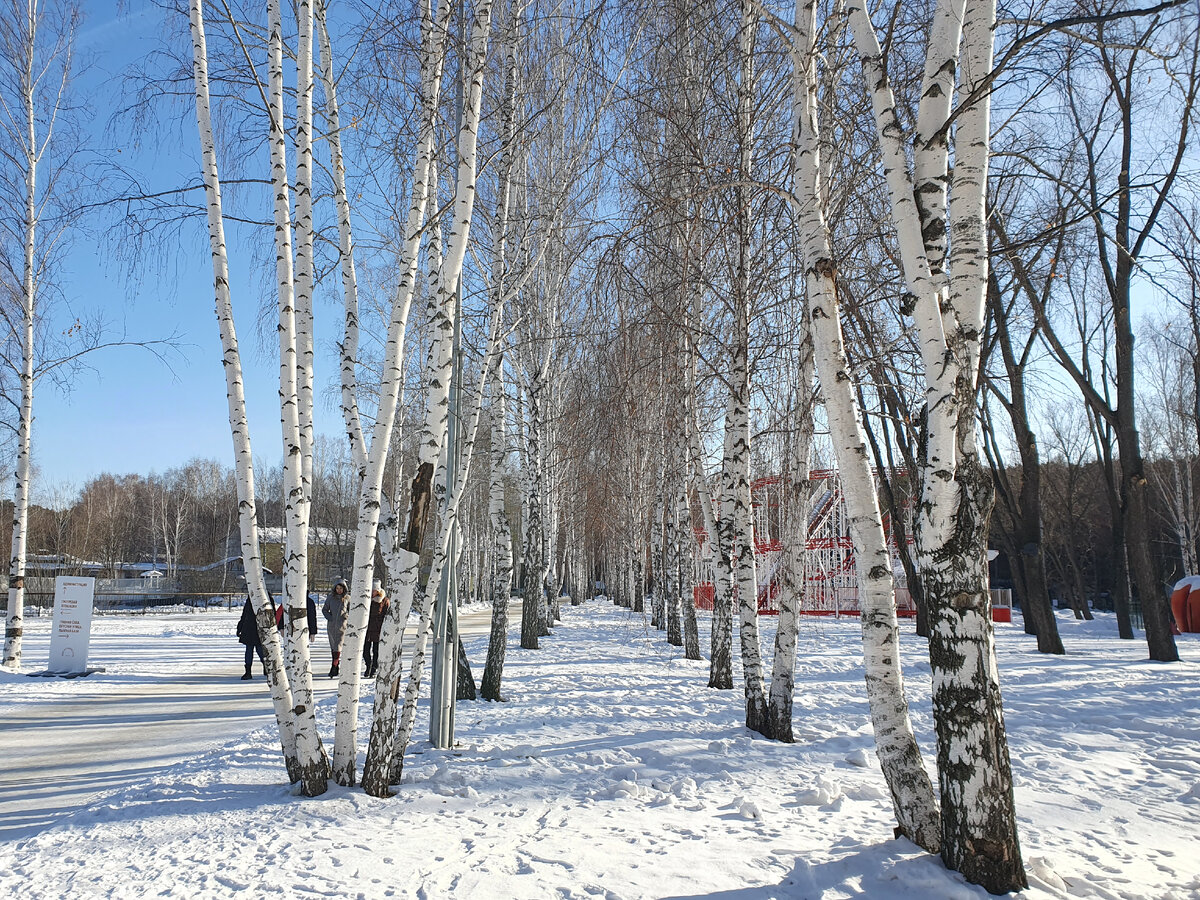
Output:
left=1, top=602, right=1197, bottom=899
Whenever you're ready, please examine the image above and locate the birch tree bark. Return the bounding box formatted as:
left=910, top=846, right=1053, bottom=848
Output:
left=265, top=0, right=326, bottom=793
left=846, top=0, right=1025, bottom=886
left=780, top=0, right=941, bottom=849
left=329, top=0, right=452, bottom=787
left=481, top=366, right=512, bottom=701
left=1, top=0, right=77, bottom=668
left=360, top=0, right=495, bottom=795
left=481, top=12, right=518, bottom=699
left=187, top=0, right=303, bottom=784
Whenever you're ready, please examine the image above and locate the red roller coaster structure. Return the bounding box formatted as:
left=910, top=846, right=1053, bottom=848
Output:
left=692, top=469, right=1011, bottom=620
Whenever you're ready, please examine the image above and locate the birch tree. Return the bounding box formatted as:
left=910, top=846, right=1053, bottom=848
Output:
left=775, top=0, right=940, bottom=852
left=845, top=0, right=1026, bottom=887
left=186, top=0, right=316, bottom=790
left=0, top=0, right=74, bottom=666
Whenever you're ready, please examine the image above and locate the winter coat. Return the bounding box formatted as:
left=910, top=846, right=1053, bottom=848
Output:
left=322, top=580, right=349, bottom=650
left=274, top=594, right=319, bottom=637
left=366, top=595, right=390, bottom=643
left=236, top=598, right=262, bottom=647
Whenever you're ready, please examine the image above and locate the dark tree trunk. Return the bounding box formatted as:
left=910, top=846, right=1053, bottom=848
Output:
left=456, top=634, right=476, bottom=700
left=924, top=457, right=1026, bottom=894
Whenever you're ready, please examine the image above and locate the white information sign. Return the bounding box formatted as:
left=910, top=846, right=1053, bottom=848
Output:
left=48, top=576, right=96, bottom=674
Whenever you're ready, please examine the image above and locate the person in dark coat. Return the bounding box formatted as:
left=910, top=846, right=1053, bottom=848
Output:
left=236, top=596, right=267, bottom=680
left=322, top=579, right=349, bottom=677
left=364, top=581, right=390, bottom=678
left=275, top=593, right=319, bottom=642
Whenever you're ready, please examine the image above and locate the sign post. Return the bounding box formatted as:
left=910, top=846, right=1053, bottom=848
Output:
left=48, top=576, right=96, bottom=674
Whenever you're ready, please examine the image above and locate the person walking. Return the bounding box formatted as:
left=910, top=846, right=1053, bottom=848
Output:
left=364, top=581, right=390, bottom=678
left=322, top=579, right=349, bottom=677
left=236, top=596, right=267, bottom=680
left=275, top=592, right=319, bottom=644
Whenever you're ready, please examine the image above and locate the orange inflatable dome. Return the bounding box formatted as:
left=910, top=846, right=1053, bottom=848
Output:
left=1169, top=576, right=1200, bottom=634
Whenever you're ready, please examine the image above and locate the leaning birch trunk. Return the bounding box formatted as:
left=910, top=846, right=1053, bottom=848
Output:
left=786, top=0, right=939, bottom=848
left=265, top=0, right=326, bottom=794
left=361, top=0, right=494, bottom=794
left=329, top=0, right=450, bottom=787
left=316, top=0, right=366, bottom=477
left=381, top=297, right=508, bottom=788
left=847, top=0, right=1024, bottom=886
left=187, top=0, right=301, bottom=779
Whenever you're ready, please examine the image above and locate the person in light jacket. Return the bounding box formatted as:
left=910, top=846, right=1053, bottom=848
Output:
left=364, top=581, right=390, bottom=679
left=322, top=579, right=349, bottom=677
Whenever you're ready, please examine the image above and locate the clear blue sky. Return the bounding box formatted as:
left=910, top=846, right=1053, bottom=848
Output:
left=26, top=1, right=347, bottom=503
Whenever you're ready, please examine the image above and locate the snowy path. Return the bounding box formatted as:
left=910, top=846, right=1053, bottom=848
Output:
left=0, top=604, right=503, bottom=841
left=1, top=603, right=1198, bottom=899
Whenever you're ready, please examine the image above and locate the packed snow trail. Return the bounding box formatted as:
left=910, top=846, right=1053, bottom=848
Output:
left=0, top=605, right=500, bottom=840
left=0, top=603, right=1198, bottom=898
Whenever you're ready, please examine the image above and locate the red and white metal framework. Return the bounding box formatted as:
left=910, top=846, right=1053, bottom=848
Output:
left=693, top=469, right=915, bottom=618
left=692, top=469, right=1012, bottom=619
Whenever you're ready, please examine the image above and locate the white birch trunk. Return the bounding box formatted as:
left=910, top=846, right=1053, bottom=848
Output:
left=730, top=0, right=768, bottom=737
left=664, top=460, right=683, bottom=647
left=329, top=0, right=452, bottom=787
left=678, top=487, right=701, bottom=660
left=265, top=0, right=325, bottom=793
left=360, top=0, right=495, bottom=794
left=521, top=366, right=545, bottom=648
left=381, top=285, right=508, bottom=788
left=481, top=18, right=517, bottom=695
left=847, top=0, right=1025, bottom=886
left=2, top=2, right=35, bottom=666
left=787, top=0, right=939, bottom=848
left=187, top=0, right=302, bottom=781
left=481, top=365, right=512, bottom=701
left=314, top=0, right=366, bottom=476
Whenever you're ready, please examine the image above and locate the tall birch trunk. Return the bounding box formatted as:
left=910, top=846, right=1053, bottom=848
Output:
left=315, top=0, right=366, bottom=475
left=847, top=0, right=1025, bottom=886
left=730, top=0, right=768, bottom=738
left=264, top=0, right=326, bottom=794
left=187, top=0, right=302, bottom=782
left=330, top=0, right=451, bottom=787
left=360, top=0, right=494, bottom=794
left=787, top=0, right=939, bottom=849
left=2, top=0, right=36, bottom=668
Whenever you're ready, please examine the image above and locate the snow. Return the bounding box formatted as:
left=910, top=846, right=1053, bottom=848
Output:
left=1, top=603, right=1198, bottom=899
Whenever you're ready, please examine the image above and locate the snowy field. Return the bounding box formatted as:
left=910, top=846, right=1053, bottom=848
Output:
left=1, top=602, right=1197, bottom=899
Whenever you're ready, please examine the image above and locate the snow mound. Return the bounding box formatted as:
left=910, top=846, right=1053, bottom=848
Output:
left=796, top=775, right=842, bottom=806
left=845, top=748, right=871, bottom=768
